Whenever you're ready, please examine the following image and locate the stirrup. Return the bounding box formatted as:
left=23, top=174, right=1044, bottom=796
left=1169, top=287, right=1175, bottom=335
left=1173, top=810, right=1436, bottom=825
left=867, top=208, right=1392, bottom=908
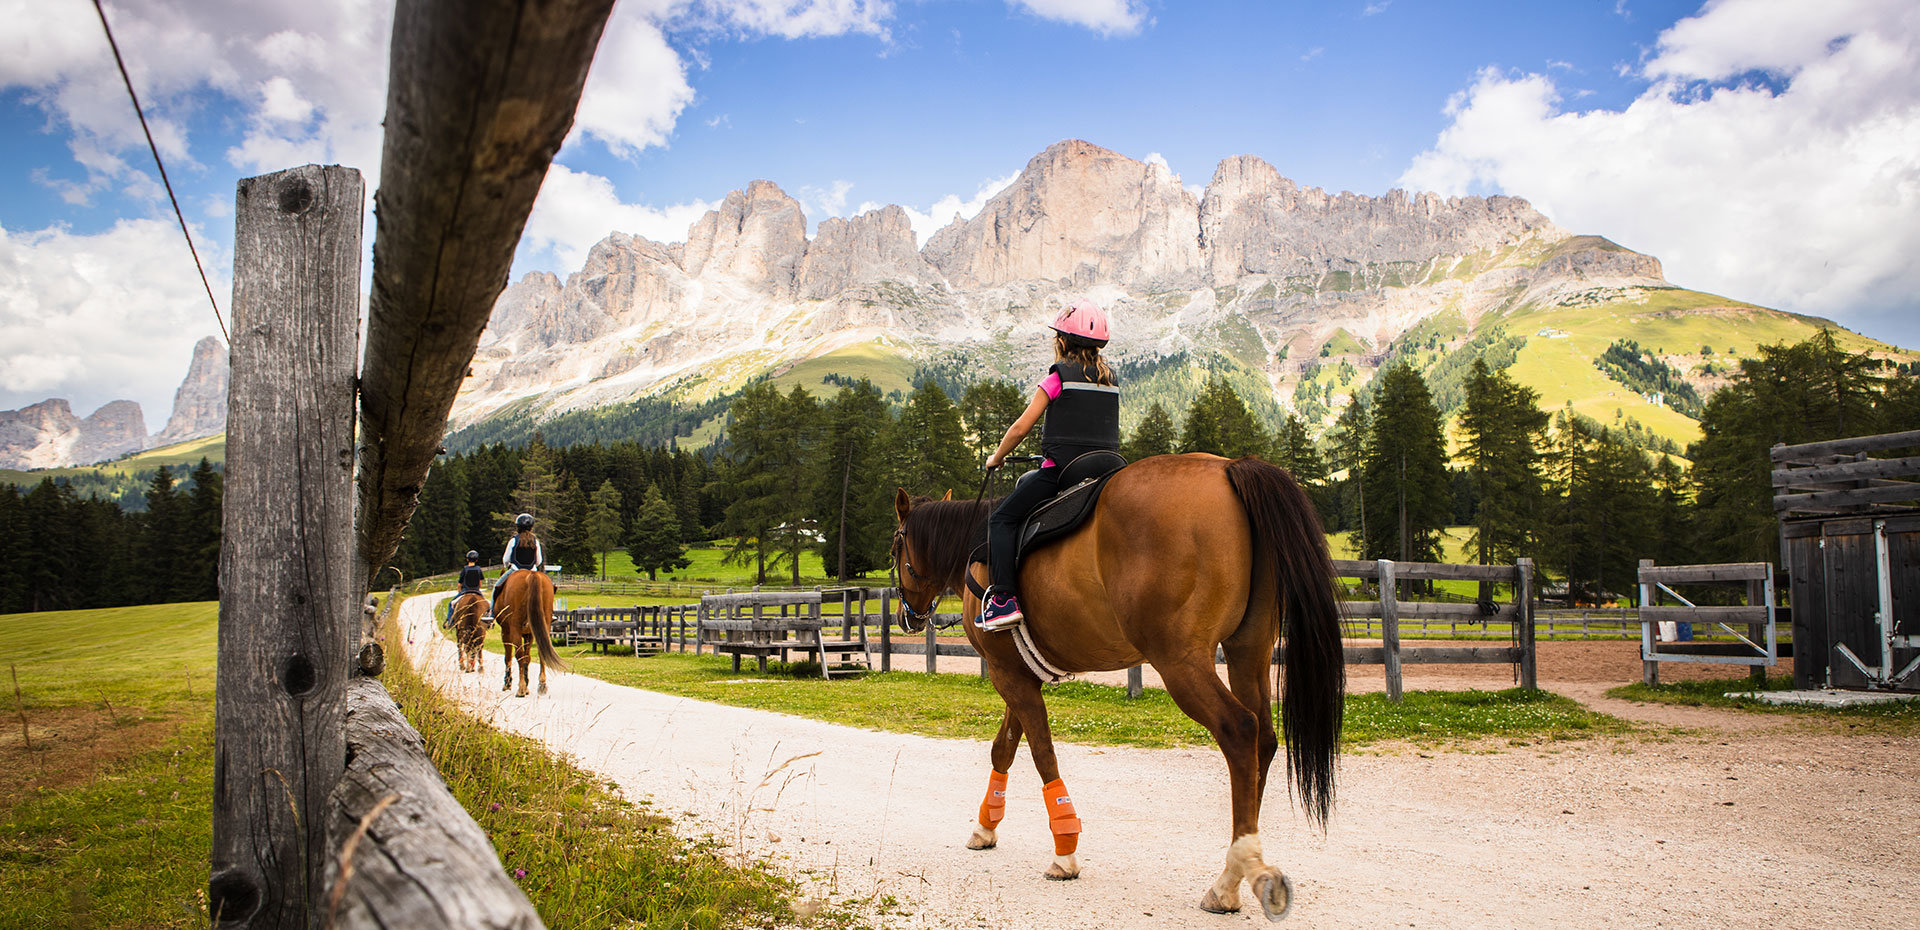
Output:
left=976, top=589, right=1025, bottom=632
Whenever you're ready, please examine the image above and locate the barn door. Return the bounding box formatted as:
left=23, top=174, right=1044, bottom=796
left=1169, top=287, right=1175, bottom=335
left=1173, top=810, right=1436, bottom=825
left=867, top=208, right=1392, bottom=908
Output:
left=1824, top=516, right=1920, bottom=692
left=1881, top=516, right=1920, bottom=692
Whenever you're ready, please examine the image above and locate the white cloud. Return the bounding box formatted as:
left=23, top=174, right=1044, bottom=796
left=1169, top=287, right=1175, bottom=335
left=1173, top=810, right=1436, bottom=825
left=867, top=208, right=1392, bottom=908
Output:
left=691, top=0, right=895, bottom=40
left=797, top=180, right=856, bottom=227
left=572, top=11, right=696, bottom=157
left=1300, top=46, right=1324, bottom=63
left=520, top=164, right=715, bottom=271
left=886, top=172, right=1021, bottom=246
left=0, top=219, right=226, bottom=418
left=0, top=0, right=392, bottom=197
left=1400, top=0, right=1920, bottom=345
left=1363, top=1, right=1392, bottom=16
left=1007, top=0, right=1149, bottom=37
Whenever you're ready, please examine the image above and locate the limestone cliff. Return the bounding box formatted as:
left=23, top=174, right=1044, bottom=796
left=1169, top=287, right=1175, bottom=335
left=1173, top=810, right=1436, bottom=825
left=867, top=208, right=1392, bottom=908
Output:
left=923, top=140, right=1202, bottom=290
left=1199, top=154, right=1556, bottom=285
left=681, top=180, right=809, bottom=295
left=152, top=336, right=229, bottom=448
left=1, top=397, right=148, bottom=469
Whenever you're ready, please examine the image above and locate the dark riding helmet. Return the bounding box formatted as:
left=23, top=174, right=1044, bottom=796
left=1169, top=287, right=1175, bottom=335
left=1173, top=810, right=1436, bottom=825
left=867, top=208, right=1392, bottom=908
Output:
left=515, top=513, right=534, bottom=530
left=465, top=550, right=479, bottom=562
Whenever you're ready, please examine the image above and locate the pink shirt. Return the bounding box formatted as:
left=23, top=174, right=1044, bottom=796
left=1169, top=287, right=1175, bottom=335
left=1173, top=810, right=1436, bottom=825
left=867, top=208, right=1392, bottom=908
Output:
left=1036, top=373, right=1064, bottom=466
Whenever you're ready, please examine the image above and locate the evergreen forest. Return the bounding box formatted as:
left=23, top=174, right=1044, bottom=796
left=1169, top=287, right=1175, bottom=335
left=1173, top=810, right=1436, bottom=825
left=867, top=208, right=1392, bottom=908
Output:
left=5, top=332, right=1914, bottom=610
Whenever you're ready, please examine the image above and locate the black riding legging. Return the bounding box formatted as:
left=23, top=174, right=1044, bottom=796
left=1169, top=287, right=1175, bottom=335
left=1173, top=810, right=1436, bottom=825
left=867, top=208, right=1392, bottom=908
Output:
left=988, top=466, right=1062, bottom=598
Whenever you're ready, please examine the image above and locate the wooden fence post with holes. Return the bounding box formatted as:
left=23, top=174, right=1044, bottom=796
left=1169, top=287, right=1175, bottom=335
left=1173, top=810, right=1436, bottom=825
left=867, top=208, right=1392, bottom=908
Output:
left=1379, top=559, right=1403, bottom=701
left=1517, top=558, right=1537, bottom=690
left=210, top=165, right=364, bottom=928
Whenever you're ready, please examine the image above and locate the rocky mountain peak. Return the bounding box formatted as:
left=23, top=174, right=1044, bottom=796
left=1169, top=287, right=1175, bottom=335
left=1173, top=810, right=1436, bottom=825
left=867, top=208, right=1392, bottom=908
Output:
left=681, top=180, right=809, bottom=294
left=1198, top=154, right=1562, bottom=285
left=923, top=139, right=1203, bottom=290
left=152, top=335, right=229, bottom=448
left=1, top=397, right=148, bottom=469
left=796, top=204, right=935, bottom=299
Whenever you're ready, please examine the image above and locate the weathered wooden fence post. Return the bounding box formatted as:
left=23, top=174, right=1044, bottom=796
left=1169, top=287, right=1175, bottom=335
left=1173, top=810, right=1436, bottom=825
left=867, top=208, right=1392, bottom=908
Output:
left=1639, top=558, right=1659, bottom=686
left=211, top=165, right=364, bottom=928
left=1378, top=559, right=1403, bottom=701
left=1517, top=557, right=1537, bottom=691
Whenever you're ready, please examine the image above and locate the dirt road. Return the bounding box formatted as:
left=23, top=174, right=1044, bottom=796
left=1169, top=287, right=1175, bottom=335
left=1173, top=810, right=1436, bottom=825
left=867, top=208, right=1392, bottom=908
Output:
left=403, top=597, right=1916, bottom=929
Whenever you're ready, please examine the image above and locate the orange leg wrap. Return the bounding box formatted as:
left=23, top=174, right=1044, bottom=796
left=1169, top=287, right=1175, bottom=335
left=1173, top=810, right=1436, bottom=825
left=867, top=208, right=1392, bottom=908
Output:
left=978, top=770, right=1009, bottom=830
left=1043, top=778, right=1082, bottom=856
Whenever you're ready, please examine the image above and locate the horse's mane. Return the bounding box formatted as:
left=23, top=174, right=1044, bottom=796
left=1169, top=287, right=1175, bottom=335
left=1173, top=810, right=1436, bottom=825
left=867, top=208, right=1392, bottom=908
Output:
left=902, top=497, right=999, bottom=584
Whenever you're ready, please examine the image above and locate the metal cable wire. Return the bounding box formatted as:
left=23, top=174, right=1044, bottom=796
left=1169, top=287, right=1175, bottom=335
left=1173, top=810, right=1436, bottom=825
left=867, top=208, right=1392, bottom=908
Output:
left=91, top=0, right=229, bottom=344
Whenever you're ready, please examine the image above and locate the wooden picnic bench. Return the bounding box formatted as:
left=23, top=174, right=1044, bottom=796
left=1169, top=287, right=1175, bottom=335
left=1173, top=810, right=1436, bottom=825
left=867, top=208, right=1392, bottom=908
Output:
left=699, top=591, right=871, bottom=678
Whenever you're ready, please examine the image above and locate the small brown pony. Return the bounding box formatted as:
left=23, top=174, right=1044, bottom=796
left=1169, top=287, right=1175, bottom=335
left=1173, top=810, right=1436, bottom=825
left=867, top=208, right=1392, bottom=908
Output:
left=448, top=591, right=491, bottom=673
left=891, top=453, right=1344, bottom=921
left=494, top=569, right=565, bottom=696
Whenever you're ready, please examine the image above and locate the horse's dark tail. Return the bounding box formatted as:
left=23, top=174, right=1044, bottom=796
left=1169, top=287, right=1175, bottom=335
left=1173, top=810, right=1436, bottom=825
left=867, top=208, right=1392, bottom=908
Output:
left=1226, top=456, right=1344, bottom=830
left=529, top=574, right=567, bottom=672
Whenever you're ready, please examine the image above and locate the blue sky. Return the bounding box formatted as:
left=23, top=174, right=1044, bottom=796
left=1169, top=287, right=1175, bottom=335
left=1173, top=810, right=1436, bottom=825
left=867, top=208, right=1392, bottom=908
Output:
left=4, top=0, right=1917, bottom=421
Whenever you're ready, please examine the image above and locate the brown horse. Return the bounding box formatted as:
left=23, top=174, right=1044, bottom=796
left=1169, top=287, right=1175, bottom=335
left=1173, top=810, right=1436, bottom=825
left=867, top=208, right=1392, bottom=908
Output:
left=449, top=591, right=491, bottom=673
left=494, top=569, right=565, bottom=696
left=890, top=453, right=1344, bottom=920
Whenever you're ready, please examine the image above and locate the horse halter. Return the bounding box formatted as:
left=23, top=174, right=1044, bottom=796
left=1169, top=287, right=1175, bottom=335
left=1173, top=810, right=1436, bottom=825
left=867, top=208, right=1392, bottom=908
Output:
left=889, top=526, right=946, bottom=633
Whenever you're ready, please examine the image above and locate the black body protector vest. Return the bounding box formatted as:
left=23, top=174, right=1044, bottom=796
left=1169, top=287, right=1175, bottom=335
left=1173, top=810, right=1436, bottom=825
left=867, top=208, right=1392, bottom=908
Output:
left=459, top=565, right=485, bottom=592
left=1041, top=361, right=1120, bottom=467
left=509, top=535, right=540, bottom=569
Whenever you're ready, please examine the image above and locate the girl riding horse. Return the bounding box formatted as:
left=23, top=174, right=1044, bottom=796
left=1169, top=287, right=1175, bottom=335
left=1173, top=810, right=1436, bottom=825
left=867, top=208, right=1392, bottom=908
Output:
left=978, top=298, right=1119, bottom=632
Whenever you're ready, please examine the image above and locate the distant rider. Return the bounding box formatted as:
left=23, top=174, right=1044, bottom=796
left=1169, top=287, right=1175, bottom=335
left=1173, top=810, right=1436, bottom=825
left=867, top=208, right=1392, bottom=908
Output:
left=492, top=513, right=544, bottom=606
left=977, top=298, right=1120, bottom=632
left=445, top=550, right=486, bottom=628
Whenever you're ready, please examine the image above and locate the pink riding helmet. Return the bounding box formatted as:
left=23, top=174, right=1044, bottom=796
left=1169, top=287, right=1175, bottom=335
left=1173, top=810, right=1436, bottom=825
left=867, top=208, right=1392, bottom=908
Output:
left=1050, top=298, right=1110, bottom=348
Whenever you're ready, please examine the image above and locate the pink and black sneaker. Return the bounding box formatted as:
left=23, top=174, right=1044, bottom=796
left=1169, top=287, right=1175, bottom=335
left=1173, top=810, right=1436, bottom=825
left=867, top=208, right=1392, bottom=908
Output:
left=977, top=592, right=1025, bottom=632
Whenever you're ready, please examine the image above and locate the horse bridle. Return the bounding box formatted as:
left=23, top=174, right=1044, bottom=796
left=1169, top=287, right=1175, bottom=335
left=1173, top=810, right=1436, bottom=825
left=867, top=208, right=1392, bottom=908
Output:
left=890, top=526, right=948, bottom=632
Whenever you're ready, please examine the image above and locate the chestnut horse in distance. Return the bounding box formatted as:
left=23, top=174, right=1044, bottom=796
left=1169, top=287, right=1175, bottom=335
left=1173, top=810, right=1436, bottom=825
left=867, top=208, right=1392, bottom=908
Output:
left=448, top=591, right=491, bottom=673
left=890, top=453, right=1345, bottom=920
left=494, top=569, right=565, bottom=696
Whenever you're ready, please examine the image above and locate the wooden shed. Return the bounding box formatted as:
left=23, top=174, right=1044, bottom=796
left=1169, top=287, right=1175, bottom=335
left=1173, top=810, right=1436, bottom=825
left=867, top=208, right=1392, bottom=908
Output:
left=1773, top=429, right=1920, bottom=692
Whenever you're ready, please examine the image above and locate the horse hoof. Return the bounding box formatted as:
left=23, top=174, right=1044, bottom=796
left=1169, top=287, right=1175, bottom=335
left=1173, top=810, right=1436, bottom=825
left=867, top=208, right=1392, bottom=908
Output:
left=966, top=826, right=997, bottom=850
left=538, top=683, right=548, bottom=695
left=1199, top=886, right=1241, bottom=914
left=1043, top=854, right=1079, bottom=881
left=1251, top=870, right=1293, bottom=921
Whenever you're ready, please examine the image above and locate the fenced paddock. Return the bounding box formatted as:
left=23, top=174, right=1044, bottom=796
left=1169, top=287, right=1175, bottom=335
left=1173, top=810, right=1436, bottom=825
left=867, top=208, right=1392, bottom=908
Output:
left=546, top=556, right=1543, bottom=702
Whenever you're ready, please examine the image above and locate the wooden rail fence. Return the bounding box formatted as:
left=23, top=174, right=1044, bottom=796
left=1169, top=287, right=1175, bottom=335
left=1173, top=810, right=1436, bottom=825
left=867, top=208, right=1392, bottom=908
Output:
left=547, top=558, right=1540, bottom=703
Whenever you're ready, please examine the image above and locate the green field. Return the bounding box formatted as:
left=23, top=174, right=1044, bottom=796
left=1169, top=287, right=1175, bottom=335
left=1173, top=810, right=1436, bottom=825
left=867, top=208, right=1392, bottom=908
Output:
left=0, top=433, right=226, bottom=496
left=1497, top=292, right=1912, bottom=450
left=767, top=340, right=918, bottom=398
left=1, top=602, right=218, bottom=928
left=584, top=543, right=883, bottom=588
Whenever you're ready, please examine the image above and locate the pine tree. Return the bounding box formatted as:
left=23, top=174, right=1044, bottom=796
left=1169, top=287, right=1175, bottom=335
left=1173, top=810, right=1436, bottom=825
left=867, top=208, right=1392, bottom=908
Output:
left=961, top=379, right=1035, bottom=460
left=1181, top=375, right=1270, bottom=458
left=1691, top=331, right=1893, bottom=562
left=1325, top=398, right=1371, bottom=536
left=1272, top=414, right=1326, bottom=484
left=814, top=379, right=894, bottom=579
left=1362, top=364, right=1448, bottom=566
left=182, top=458, right=224, bottom=601
left=1545, top=418, right=1658, bottom=602
left=888, top=380, right=975, bottom=499
left=1123, top=402, right=1179, bottom=461
left=136, top=466, right=185, bottom=605
left=626, top=483, right=690, bottom=580
left=1458, top=359, right=1549, bottom=577
left=715, top=381, right=803, bottom=585
left=586, top=479, right=624, bottom=580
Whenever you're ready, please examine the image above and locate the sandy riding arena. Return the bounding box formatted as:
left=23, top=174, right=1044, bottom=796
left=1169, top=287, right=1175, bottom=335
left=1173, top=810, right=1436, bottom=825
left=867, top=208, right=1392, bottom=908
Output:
left=402, top=598, right=1915, bottom=929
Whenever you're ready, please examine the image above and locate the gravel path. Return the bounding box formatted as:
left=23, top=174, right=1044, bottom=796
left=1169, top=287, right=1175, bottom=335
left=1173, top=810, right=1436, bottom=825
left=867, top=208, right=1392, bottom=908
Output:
left=404, top=597, right=1917, bottom=929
